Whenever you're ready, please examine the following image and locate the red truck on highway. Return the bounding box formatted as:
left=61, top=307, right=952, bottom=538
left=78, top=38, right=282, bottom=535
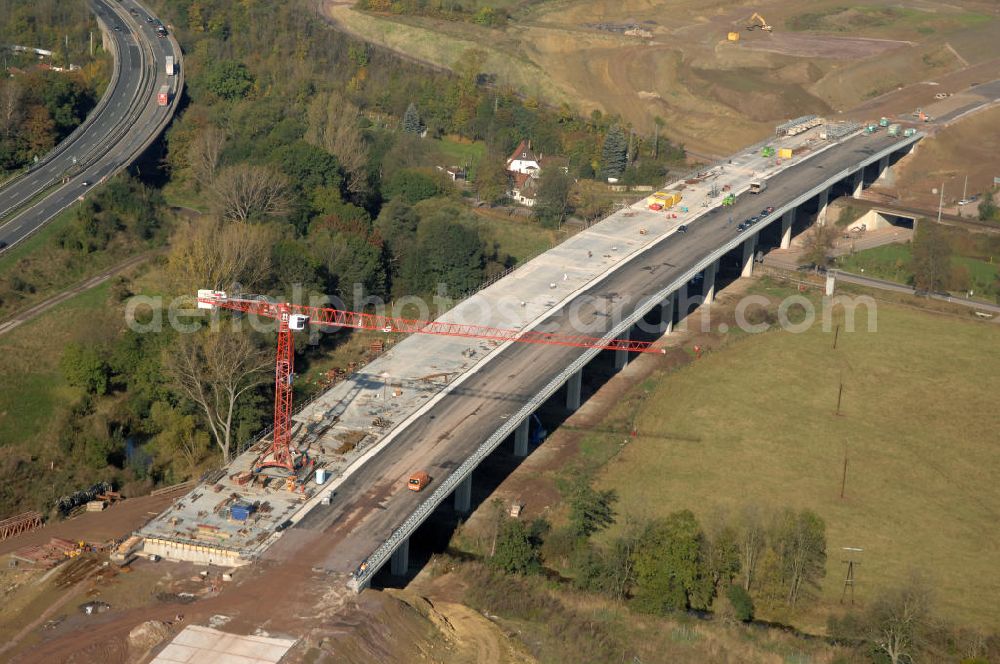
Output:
left=157, top=85, right=169, bottom=106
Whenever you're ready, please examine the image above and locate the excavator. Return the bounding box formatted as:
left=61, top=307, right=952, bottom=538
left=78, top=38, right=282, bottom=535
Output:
left=745, top=12, right=773, bottom=32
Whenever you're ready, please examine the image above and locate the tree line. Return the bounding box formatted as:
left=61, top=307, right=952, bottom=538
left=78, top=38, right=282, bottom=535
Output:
left=474, top=485, right=1000, bottom=663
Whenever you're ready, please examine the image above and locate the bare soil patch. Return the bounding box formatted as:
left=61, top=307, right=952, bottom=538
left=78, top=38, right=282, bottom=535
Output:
left=739, top=32, right=909, bottom=59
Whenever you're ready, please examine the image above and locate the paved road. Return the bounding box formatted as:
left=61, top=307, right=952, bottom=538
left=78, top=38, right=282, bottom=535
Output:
left=0, top=0, right=179, bottom=253
left=832, top=270, right=1000, bottom=316
left=273, top=132, right=916, bottom=574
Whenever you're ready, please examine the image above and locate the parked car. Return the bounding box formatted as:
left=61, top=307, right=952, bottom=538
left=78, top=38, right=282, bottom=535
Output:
left=676, top=225, right=688, bottom=233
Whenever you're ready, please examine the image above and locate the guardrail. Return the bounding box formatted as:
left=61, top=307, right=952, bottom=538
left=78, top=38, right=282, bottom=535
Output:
left=347, top=130, right=924, bottom=590
left=0, top=3, right=124, bottom=213
left=0, top=0, right=183, bottom=253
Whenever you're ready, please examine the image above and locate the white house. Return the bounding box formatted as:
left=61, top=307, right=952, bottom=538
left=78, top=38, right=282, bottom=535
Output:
left=506, top=139, right=541, bottom=176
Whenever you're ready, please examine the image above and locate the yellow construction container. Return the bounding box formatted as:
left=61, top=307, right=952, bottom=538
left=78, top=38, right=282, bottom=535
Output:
left=647, top=191, right=683, bottom=210
left=778, top=147, right=793, bottom=159
left=727, top=32, right=740, bottom=42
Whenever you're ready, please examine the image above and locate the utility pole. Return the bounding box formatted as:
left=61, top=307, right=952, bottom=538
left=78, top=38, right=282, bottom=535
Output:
left=840, top=547, right=863, bottom=604
left=937, top=181, right=945, bottom=223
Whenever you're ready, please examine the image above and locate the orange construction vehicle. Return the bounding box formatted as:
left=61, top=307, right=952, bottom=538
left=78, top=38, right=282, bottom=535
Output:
left=408, top=471, right=430, bottom=492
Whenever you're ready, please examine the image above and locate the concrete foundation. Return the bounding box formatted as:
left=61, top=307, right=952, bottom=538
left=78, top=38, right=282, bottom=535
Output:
left=454, top=474, right=472, bottom=513
left=852, top=170, right=864, bottom=198
left=514, top=418, right=529, bottom=457
left=142, top=538, right=249, bottom=567
left=781, top=209, right=795, bottom=249
left=566, top=369, right=582, bottom=411
left=390, top=537, right=409, bottom=576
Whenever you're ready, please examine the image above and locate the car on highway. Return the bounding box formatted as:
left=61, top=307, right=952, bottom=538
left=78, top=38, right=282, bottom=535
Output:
left=146, top=16, right=154, bottom=23
left=0, top=241, right=8, bottom=250
left=81, top=181, right=91, bottom=187
left=113, top=24, right=122, bottom=31
left=760, top=207, right=774, bottom=216
left=676, top=225, right=688, bottom=233
left=736, top=223, right=746, bottom=232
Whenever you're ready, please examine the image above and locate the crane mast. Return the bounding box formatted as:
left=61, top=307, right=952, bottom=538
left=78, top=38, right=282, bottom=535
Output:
left=197, top=290, right=664, bottom=471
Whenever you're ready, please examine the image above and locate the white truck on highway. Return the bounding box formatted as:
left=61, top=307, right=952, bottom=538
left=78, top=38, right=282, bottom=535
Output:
left=749, top=181, right=767, bottom=194
left=165, top=55, right=175, bottom=76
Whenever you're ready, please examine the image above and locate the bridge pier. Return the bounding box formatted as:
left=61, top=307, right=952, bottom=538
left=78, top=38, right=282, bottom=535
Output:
left=780, top=209, right=794, bottom=249
left=662, top=295, right=674, bottom=335
left=566, top=369, right=582, bottom=411
left=514, top=418, right=530, bottom=457
left=390, top=537, right=409, bottom=576
left=614, top=329, right=631, bottom=371
left=702, top=260, right=718, bottom=305
left=852, top=170, right=864, bottom=198
left=817, top=188, right=830, bottom=226
left=877, top=155, right=890, bottom=182
left=741, top=235, right=757, bottom=278
left=454, top=474, right=472, bottom=514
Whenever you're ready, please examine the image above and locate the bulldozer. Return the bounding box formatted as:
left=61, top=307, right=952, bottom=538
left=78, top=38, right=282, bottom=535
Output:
left=746, top=12, right=773, bottom=32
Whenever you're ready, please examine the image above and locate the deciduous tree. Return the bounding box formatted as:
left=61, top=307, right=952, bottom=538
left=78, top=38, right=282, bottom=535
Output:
left=865, top=577, right=934, bottom=664
left=166, top=216, right=275, bottom=292
left=534, top=168, right=573, bottom=228
left=632, top=510, right=715, bottom=613
left=211, top=163, right=290, bottom=222
left=164, top=329, right=271, bottom=463
left=910, top=222, right=952, bottom=291
left=771, top=508, right=826, bottom=608
left=188, top=124, right=226, bottom=187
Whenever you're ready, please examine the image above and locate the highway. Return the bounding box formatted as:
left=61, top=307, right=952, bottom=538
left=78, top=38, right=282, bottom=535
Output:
left=271, top=132, right=916, bottom=576
left=0, top=0, right=180, bottom=253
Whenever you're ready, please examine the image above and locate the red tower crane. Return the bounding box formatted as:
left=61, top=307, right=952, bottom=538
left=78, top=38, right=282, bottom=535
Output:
left=197, top=290, right=664, bottom=471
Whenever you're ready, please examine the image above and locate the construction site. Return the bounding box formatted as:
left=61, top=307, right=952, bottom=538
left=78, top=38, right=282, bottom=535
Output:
left=116, top=114, right=895, bottom=575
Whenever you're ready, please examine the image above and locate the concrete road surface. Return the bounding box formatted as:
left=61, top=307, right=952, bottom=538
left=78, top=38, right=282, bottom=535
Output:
left=0, top=0, right=179, bottom=253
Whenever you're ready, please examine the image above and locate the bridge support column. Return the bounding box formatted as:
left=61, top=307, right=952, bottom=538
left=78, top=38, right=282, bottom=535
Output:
left=390, top=537, right=409, bottom=576
left=877, top=155, right=890, bottom=181
left=675, top=283, right=689, bottom=330
left=780, top=209, right=794, bottom=249
left=662, top=295, right=675, bottom=335
left=817, top=188, right=830, bottom=226
left=514, top=418, right=530, bottom=457
left=741, top=235, right=757, bottom=278
left=614, top=329, right=631, bottom=371
left=566, top=369, right=582, bottom=411
left=852, top=170, right=864, bottom=198
left=454, top=474, right=472, bottom=514
left=702, top=260, right=718, bottom=305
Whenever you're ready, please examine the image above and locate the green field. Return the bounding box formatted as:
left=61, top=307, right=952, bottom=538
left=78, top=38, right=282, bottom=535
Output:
left=836, top=243, right=1000, bottom=299
left=588, top=283, right=1000, bottom=630
left=0, top=283, right=113, bottom=452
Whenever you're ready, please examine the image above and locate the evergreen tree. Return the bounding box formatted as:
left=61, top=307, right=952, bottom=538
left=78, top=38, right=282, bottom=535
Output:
left=402, top=102, right=423, bottom=134
left=601, top=124, right=627, bottom=180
